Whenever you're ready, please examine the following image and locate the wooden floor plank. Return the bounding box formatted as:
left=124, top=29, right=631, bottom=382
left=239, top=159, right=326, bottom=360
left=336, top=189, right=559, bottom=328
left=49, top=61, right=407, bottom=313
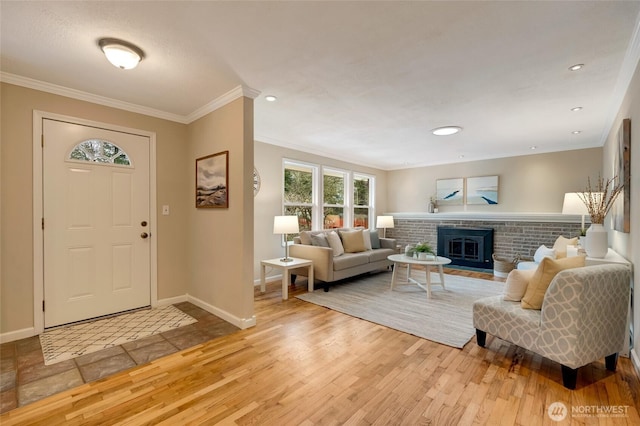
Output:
left=1, top=270, right=639, bottom=425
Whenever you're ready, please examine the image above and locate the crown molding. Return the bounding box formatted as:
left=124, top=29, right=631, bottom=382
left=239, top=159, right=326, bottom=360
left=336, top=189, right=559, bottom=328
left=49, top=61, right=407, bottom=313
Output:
left=0, top=72, right=190, bottom=123
left=255, top=134, right=387, bottom=171
left=184, top=85, right=261, bottom=123
left=599, top=9, right=640, bottom=143
left=0, top=72, right=261, bottom=125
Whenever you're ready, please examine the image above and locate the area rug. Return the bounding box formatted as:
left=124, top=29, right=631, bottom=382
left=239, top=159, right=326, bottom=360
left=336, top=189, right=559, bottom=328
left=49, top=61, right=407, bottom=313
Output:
left=40, top=305, right=197, bottom=365
left=296, top=269, right=504, bottom=348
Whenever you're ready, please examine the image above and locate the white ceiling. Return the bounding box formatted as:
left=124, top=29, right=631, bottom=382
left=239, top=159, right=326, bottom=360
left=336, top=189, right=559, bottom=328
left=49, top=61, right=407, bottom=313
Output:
left=2, top=1, right=640, bottom=170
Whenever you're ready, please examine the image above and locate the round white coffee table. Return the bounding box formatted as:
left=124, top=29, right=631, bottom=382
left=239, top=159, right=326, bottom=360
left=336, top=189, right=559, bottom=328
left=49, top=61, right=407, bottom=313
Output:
left=387, top=254, right=452, bottom=298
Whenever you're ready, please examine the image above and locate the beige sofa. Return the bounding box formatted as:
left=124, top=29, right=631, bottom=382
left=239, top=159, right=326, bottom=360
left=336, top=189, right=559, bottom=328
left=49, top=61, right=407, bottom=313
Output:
left=289, top=227, right=396, bottom=291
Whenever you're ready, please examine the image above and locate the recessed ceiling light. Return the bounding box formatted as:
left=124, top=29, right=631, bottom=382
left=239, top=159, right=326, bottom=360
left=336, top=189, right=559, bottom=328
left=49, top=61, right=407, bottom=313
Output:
left=568, top=64, right=584, bottom=71
left=265, top=95, right=277, bottom=102
left=432, top=126, right=462, bottom=136
left=530, top=146, right=537, bottom=150
left=571, top=107, right=583, bottom=112
left=458, top=155, right=465, bottom=159
left=98, top=38, right=144, bottom=70
left=572, top=130, right=582, bottom=134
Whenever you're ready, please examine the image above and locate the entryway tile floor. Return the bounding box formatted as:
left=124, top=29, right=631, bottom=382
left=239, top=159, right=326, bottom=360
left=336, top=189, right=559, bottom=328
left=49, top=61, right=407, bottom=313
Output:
left=0, top=302, right=240, bottom=414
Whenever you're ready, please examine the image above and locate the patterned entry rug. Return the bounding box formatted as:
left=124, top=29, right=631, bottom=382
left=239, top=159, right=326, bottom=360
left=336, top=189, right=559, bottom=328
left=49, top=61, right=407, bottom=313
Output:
left=40, top=305, right=197, bottom=365
left=296, top=269, right=504, bottom=348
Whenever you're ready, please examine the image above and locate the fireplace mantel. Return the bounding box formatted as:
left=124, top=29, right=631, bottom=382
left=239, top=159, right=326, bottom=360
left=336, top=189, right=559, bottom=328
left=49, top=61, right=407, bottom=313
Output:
left=386, top=212, right=585, bottom=224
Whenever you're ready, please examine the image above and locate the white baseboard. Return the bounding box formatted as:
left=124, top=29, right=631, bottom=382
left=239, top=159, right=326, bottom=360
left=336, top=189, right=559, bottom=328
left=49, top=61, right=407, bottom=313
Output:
left=0, top=327, right=36, bottom=343
left=187, top=294, right=256, bottom=329
left=156, top=294, right=188, bottom=307
left=253, top=274, right=283, bottom=286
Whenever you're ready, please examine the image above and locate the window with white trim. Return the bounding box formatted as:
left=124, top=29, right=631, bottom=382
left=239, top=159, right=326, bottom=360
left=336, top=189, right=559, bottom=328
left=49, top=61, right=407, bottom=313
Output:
left=323, top=168, right=347, bottom=229
left=353, top=173, right=373, bottom=228
left=283, top=161, right=317, bottom=236
left=283, top=159, right=375, bottom=232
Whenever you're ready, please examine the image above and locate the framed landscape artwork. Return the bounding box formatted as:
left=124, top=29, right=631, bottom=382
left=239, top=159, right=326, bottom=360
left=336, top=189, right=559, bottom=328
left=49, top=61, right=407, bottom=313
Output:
left=613, top=118, right=631, bottom=232
left=196, top=150, right=229, bottom=208
left=466, top=175, right=499, bottom=205
left=436, top=178, right=464, bottom=205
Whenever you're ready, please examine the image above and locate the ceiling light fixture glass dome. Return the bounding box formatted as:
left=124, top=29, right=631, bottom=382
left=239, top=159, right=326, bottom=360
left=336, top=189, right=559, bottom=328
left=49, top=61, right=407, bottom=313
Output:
left=432, top=126, right=462, bottom=136
left=98, top=38, right=145, bottom=70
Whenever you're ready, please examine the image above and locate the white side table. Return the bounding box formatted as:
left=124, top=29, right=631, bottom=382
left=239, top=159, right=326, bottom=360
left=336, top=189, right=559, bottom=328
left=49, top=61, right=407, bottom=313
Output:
left=260, top=257, right=314, bottom=300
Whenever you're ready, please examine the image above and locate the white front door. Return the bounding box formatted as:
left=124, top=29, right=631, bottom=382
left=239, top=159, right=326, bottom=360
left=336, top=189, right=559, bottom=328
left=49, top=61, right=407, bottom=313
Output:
left=43, top=118, right=151, bottom=327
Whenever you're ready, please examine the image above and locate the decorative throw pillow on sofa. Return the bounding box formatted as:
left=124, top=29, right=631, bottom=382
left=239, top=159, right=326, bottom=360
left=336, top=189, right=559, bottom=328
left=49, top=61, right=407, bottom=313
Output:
left=310, top=233, right=329, bottom=247
left=552, top=235, right=578, bottom=259
left=299, top=231, right=313, bottom=245
left=369, top=230, right=381, bottom=249
left=533, top=245, right=556, bottom=263
left=326, top=231, right=344, bottom=256
left=503, top=269, right=536, bottom=302
left=362, top=229, right=373, bottom=251
left=339, top=229, right=366, bottom=253
left=520, top=255, right=586, bottom=310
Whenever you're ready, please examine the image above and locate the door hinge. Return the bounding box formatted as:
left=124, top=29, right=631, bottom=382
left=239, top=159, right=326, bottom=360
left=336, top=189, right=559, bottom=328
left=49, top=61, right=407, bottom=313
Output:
left=42, top=300, right=45, bottom=312
left=42, top=218, right=44, bottom=230
left=41, top=134, right=44, bottom=148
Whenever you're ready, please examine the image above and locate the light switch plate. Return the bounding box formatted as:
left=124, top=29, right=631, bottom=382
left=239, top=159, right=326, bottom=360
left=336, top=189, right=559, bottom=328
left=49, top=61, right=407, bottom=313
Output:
left=162, top=205, right=170, bottom=215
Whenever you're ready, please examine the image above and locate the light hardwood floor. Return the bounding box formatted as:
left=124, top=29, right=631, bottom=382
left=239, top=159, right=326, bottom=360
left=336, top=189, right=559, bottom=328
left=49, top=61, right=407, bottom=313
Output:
left=1, top=268, right=639, bottom=425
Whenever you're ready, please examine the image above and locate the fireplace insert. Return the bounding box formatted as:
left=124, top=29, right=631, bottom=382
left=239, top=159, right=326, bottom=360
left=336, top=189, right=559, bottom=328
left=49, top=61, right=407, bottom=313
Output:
left=437, top=227, right=494, bottom=269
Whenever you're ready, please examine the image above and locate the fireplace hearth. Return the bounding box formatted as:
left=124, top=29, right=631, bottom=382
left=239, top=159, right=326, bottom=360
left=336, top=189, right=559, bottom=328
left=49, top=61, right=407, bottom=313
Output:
left=437, top=227, right=494, bottom=270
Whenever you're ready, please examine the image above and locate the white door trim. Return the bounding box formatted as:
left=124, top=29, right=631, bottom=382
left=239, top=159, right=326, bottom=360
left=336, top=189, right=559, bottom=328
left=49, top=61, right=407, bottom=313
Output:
left=32, top=110, right=158, bottom=334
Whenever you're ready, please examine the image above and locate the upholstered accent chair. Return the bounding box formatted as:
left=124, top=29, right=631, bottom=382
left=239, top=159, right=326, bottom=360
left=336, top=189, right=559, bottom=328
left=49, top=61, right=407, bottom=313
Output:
left=473, top=264, right=631, bottom=389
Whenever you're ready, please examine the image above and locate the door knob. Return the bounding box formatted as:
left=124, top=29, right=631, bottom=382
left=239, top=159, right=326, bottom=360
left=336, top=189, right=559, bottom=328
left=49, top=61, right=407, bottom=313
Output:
left=141, top=232, right=149, bottom=239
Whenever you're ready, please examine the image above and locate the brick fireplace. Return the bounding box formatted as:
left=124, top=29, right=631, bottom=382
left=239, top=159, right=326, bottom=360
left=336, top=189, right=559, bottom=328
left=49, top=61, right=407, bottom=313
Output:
left=386, top=213, right=583, bottom=263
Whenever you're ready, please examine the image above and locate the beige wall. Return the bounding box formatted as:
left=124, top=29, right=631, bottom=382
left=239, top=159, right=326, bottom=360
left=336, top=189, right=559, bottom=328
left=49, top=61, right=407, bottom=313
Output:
left=602, top=62, right=639, bottom=366
left=386, top=148, right=602, bottom=213
left=253, top=141, right=388, bottom=281
left=0, top=83, right=191, bottom=333
left=187, top=98, right=254, bottom=322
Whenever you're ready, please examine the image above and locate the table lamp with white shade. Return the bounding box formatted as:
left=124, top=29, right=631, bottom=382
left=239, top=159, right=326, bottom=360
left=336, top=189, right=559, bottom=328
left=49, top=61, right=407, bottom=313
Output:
left=376, top=215, right=394, bottom=238
left=274, top=215, right=299, bottom=262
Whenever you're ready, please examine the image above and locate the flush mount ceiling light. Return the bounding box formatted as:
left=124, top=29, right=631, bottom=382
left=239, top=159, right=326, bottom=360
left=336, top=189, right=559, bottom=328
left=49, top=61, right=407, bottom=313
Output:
left=98, top=38, right=145, bottom=70
left=265, top=95, right=278, bottom=102
left=431, top=126, right=462, bottom=136
left=568, top=64, right=584, bottom=71
left=572, top=130, right=582, bottom=134
left=571, top=107, right=583, bottom=112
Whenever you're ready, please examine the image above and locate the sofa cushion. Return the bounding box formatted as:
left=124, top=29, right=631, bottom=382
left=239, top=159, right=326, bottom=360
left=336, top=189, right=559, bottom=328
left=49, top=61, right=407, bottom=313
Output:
left=553, top=236, right=578, bottom=259
left=503, top=269, right=536, bottom=302
left=340, top=229, right=366, bottom=253
left=368, top=248, right=396, bottom=263
left=370, top=230, right=381, bottom=249
left=521, top=255, right=586, bottom=310
left=363, top=229, right=373, bottom=250
left=310, top=233, right=329, bottom=247
left=326, top=231, right=344, bottom=256
left=533, top=245, right=556, bottom=263
left=333, top=252, right=370, bottom=271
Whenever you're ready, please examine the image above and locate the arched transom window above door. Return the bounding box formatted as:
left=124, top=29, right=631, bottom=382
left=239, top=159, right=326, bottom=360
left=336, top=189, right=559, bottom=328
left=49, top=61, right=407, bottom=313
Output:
left=68, top=139, right=132, bottom=166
